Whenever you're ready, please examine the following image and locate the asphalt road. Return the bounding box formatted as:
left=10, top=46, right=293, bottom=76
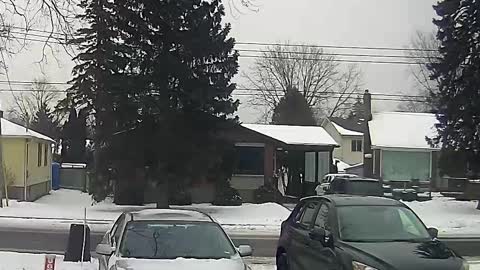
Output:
left=0, top=228, right=278, bottom=257
left=0, top=228, right=478, bottom=258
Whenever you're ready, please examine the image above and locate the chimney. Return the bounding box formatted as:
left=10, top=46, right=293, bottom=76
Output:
left=363, top=89, right=372, bottom=121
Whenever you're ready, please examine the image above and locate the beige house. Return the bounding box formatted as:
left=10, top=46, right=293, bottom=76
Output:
left=322, top=119, right=363, bottom=166
left=1, top=117, right=54, bottom=201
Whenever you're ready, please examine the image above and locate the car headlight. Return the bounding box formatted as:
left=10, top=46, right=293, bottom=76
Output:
left=461, top=260, right=470, bottom=270
left=352, top=261, right=379, bottom=270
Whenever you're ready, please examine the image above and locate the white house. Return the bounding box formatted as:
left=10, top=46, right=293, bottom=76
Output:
left=322, top=119, right=364, bottom=166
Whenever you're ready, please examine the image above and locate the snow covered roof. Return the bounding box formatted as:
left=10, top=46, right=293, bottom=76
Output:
left=242, top=124, right=338, bottom=147
left=1, top=118, right=54, bottom=142
left=331, top=122, right=363, bottom=136
left=369, top=112, right=439, bottom=150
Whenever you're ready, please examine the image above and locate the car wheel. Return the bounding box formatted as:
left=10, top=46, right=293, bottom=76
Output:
left=276, top=251, right=289, bottom=270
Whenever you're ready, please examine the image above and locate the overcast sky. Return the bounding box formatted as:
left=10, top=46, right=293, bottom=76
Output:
left=1, top=0, right=438, bottom=122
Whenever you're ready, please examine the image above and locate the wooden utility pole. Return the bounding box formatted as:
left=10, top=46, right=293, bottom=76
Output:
left=0, top=110, right=5, bottom=207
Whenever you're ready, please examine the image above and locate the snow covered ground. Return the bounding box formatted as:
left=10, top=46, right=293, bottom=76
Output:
left=0, top=252, right=275, bottom=270
left=0, top=189, right=291, bottom=235
left=0, top=252, right=478, bottom=270
left=404, top=195, right=480, bottom=235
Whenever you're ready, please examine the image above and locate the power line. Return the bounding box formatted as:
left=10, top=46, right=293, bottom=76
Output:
left=236, top=41, right=436, bottom=52
left=4, top=26, right=436, bottom=53
left=239, top=55, right=425, bottom=65
left=0, top=82, right=428, bottom=99
left=236, top=49, right=426, bottom=60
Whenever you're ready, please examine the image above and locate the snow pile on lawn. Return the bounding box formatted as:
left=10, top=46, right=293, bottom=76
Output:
left=0, top=252, right=97, bottom=270
left=183, top=203, right=291, bottom=234
left=404, top=196, right=480, bottom=235
left=0, top=189, right=290, bottom=235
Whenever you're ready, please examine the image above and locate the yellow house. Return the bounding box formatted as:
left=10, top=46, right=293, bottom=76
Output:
left=1, top=117, right=54, bottom=201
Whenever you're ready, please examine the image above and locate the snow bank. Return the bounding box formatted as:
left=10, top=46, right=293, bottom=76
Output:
left=0, top=252, right=97, bottom=270
left=0, top=252, right=276, bottom=270
left=404, top=196, right=480, bottom=235
left=0, top=189, right=290, bottom=235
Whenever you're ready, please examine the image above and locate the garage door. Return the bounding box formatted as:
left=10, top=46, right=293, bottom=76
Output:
left=381, top=151, right=431, bottom=181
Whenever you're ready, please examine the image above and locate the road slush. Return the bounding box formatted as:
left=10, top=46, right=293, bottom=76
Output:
left=44, top=254, right=56, bottom=270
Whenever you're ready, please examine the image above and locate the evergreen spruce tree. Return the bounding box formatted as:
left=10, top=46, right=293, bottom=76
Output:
left=272, top=88, right=317, bottom=126
left=429, top=0, right=480, bottom=209
left=68, top=0, right=239, bottom=206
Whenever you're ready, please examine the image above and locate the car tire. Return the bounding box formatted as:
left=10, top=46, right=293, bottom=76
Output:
left=276, top=251, right=289, bottom=270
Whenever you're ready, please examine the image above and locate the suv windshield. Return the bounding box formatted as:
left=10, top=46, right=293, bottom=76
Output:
left=119, top=221, right=236, bottom=259
left=337, top=206, right=431, bottom=242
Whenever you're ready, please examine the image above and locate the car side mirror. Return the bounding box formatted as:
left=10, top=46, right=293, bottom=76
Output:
left=238, top=245, right=253, bottom=257
left=427, top=227, right=438, bottom=238
left=96, top=243, right=116, bottom=256
left=309, top=228, right=334, bottom=249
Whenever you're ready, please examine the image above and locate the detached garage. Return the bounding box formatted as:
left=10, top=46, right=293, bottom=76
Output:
left=368, top=112, right=440, bottom=183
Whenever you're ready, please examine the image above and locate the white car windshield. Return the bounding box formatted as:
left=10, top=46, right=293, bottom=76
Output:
left=337, top=206, right=431, bottom=242
left=119, top=221, right=236, bottom=259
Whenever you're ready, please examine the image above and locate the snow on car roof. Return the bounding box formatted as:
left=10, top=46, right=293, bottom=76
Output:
left=331, top=122, right=363, bottom=136
left=132, top=209, right=213, bottom=222
left=369, top=112, right=439, bottom=150
left=1, top=118, right=54, bottom=142
left=242, top=124, right=338, bottom=146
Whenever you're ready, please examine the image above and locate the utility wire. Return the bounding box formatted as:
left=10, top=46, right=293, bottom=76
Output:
left=4, top=27, right=436, bottom=53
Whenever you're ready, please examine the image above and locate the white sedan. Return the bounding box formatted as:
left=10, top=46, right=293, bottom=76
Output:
left=96, top=209, right=252, bottom=270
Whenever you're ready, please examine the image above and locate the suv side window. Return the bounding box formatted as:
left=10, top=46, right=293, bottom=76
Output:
left=300, top=201, right=319, bottom=228
left=292, top=203, right=307, bottom=224
left=314, top=203, right=331, bottom=230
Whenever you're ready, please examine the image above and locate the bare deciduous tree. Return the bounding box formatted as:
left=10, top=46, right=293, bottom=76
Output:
left=243, top=43, right=363, bottom=118
left=408, top=30, right=441, bottom=94
left=7, top=78, right=61, bottom=126
left=398, top=30, right=441, bottom=113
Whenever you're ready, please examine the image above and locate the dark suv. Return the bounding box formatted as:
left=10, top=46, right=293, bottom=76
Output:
left=276, top=195, right=468, bottom=270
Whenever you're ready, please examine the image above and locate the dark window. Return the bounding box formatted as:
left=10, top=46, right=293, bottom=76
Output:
left=234, top=146, right=264, bottom=175
left=293, top=203, right=307, bottom=223
left=44, top=144, right=48, bottom=166
left=37, top=143, right=42, bottom=167
left=300, top=201, right=319, bottom=227
left=351, top=140, right=362, bottom=152
left=314, top=203, right=330, bottom=230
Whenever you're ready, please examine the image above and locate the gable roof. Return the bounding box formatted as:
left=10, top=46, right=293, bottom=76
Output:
left=329, top=117, right=364, bottom=133
left=242, top=124, right=338, bottom=147
left=1, top=118, right=54, bottom=142
left=369, top=112, right=439, bottom=150
left=331, top=122, right=363, bottom=137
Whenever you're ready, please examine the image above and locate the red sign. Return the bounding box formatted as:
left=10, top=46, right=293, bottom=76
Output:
left=44, top=255, right=56, bottom=270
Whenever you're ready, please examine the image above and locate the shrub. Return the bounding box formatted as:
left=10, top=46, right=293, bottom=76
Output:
left=213, top=181, right=242, bottom=206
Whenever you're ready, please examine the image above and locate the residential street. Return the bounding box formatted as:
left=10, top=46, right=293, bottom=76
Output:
left=1, top=227, right=479, bottom=258
left=0, top=228, right=279, bottom=258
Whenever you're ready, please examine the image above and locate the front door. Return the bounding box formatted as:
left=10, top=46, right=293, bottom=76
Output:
left=308, top=202, right=340, bottom=270
left=288, top=201, right=319, bottom=270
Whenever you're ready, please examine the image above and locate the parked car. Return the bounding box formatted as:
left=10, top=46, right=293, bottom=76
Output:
left=276, top=195, right=469, bottom=270
left=325, top=177, right=384, bottom=196
left=96, top=209, right=253, bottom=270
left=315, top=174, right=358, bottom=195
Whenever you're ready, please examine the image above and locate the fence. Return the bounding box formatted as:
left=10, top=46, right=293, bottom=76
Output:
left=59, top=163, right=89, bottom=192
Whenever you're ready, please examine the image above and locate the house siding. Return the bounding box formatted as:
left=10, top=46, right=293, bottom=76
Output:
left=27, top=139, right=52, bottom=186
left=380, top=150, right=432, bottom=182
left=323, top=121, right=363, bottom=165
left=2, top=138, right=26, bottom=187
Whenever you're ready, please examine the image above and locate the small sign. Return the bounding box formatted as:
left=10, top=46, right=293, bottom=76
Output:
left=44, top=255, right=56, bottom=270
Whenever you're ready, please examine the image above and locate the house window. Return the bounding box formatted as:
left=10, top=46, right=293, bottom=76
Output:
left=37, top=143, right=42, bottom=167
left=234, top=146, right=264, bottom=175
left=44, top=144, right=48, bottom=166
left=351, top=140, right=363, bottom=152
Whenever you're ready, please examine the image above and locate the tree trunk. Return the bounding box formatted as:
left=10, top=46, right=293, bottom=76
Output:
left=156, top=181, right=170, bottom=209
